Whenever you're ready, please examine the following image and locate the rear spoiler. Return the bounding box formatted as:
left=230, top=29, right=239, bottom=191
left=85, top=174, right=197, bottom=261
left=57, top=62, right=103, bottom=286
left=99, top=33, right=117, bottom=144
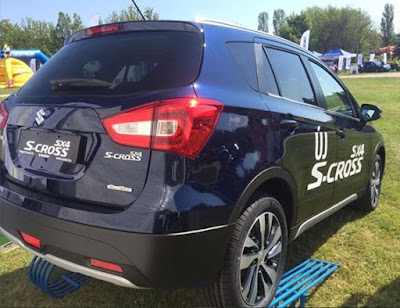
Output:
left=65, top=21, right=202, bottom=45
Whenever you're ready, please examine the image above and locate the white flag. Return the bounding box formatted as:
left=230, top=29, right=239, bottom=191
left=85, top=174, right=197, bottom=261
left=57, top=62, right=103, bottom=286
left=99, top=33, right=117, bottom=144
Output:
left=345, top=57, right=351, bottom=70
left=338, top=56, right=344, bottom=71
left=369, top=54, right=375, bottom=61
left=300, top=30, right=310, bottom=50
left=357, top=54, right=363, bottom=65
left=383, top=53, right=387, bottom=64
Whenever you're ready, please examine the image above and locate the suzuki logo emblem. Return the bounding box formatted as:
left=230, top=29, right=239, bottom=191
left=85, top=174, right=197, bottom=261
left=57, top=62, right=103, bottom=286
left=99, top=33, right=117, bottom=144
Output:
left=35, top=109, right=46, bottom=125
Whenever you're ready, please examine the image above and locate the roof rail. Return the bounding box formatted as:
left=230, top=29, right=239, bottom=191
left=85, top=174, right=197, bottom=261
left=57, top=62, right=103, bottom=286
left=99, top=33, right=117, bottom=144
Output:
left=196, top=18, right=277, bottom=38
left=196, top=18, right=316, bottom=57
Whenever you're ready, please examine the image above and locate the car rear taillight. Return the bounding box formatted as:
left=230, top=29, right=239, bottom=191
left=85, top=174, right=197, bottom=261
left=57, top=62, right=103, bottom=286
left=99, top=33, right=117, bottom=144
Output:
left=0, top=100, right=8, bottom=130
left=90, top=258, right=123, bottom=273
left=19, top=231, right=41, bottom=249
left=102, top=98, right=223, bottom=158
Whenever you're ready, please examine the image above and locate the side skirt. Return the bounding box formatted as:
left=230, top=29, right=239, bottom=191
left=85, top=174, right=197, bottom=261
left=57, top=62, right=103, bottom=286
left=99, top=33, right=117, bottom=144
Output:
left=290, top=194, right=358, bottom=241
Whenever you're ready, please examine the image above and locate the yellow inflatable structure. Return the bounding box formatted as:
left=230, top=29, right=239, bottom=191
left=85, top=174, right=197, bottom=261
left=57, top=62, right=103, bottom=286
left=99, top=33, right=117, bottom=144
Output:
left=0, top=58, right=34, bottom=89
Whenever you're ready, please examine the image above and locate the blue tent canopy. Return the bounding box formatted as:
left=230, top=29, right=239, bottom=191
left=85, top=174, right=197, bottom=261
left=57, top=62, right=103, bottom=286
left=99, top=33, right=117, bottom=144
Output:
left=321, top=49, right=356, bottom=60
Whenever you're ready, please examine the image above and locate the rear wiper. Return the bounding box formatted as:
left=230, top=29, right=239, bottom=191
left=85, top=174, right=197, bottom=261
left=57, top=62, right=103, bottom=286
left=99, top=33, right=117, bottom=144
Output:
left=50, top=79, right=112, bottom=90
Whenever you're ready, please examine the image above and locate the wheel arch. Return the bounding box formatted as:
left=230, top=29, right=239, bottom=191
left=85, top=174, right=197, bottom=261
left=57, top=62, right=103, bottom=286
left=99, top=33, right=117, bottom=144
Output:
left=371, top=141, right=385, bottom=174
left=229, top=166, right=298, bottom=230
left=376, top=144, right=386, bottom=173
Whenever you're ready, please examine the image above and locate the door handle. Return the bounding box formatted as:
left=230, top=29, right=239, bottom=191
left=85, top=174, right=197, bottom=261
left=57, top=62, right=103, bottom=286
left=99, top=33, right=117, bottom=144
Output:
left=280, top=119, right=299, bottom=129
left=336, top=128, right=346, bottom=138
left=280, top=119, right=299, bottom=134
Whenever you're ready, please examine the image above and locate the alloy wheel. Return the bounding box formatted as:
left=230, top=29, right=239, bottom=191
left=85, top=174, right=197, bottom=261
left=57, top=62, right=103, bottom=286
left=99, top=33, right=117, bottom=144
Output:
left=239, top=212, right=282, bottom=306
left=370, top=160, right=381, bottom=207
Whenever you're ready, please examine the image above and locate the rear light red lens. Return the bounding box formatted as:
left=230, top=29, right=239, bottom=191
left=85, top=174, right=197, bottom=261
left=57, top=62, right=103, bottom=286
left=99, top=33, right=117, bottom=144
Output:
left=90, top=258, right=123, bottom=273
left=102, top=98, right=223, bottom=158
left=85, top=24, right=121, bottom=36
left=0, top=100, right=8, bottom=130
left=152, top=98, right=223, bottom=157
left=19, top=231, right=41, bottom=249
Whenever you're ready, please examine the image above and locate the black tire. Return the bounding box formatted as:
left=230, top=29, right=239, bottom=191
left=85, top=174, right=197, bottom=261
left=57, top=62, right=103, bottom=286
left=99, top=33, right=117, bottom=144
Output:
left=204, top=195, right=288, bottom=307
left=356, top=154, right=383, bottom=212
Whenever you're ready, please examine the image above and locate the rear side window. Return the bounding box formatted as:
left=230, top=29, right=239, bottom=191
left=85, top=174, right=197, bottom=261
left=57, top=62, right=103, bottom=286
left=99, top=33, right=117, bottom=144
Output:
left=256, top=46, right=279, bottom=95
left=310, top=62, right=354, bottom=117
left=19, top=31, right=203, bottom=97
left=227, top=43, right=258, bottom=90
left=265, top=48, right=315, bottom=105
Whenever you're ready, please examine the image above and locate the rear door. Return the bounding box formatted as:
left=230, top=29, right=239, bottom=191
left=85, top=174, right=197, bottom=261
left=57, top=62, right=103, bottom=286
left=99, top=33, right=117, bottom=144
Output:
left=307, top=60, right=370, bottom=204
left=255, top=43, right=338, bottom=223
left=1, top=24, right=204, bottom=209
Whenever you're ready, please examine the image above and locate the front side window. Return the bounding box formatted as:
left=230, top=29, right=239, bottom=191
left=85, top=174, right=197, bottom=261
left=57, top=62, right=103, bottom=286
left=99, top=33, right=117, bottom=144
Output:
left=310, top=62, right=354, bottom=117
left=265, top=48, right=315, bottom=105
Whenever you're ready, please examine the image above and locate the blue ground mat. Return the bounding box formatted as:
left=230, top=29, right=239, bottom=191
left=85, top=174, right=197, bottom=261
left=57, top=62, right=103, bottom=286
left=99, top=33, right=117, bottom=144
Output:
left=270, top=258, right=340, bottom=307
left=28, top=256, right=91, bottom=298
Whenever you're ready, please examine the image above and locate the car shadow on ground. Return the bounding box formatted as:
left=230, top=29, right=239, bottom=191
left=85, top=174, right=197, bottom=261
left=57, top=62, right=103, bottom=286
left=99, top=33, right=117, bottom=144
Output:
left=0, top=205, right=368, bottom=307
left=281, top=204, right=371, bottom=303
left=340, top=277, right=400, bottom=307
left=286, top=204, right=368, bottom=269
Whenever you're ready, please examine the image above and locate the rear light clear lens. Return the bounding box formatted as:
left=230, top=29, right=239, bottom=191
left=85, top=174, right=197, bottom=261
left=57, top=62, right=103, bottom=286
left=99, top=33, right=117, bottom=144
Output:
left=102, top=98, right=223, bottom=158
left=19, top=231, right=41, bottom=249
left=90, top=258, right=123, bottom=273
left=0, top=100, right=8, bottom=130
left=103, top=104, right=155, bottom=148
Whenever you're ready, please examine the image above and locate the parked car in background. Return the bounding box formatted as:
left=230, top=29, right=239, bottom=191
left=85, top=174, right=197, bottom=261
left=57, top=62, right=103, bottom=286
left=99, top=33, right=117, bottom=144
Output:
left=322, top=60, right=338, bottom=73
left=390, top=62, right=400, bottom=71
left=360, top=61, right=391, bottom=73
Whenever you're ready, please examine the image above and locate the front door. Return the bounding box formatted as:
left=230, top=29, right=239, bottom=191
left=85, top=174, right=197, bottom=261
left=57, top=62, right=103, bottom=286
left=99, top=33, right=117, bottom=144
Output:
left=255, top=43, right=338, bottom=224
left=307, top=61, right=371, bottom=205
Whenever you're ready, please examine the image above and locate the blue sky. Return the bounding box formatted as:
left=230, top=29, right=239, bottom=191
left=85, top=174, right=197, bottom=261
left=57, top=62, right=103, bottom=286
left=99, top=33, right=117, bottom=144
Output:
left=1, top=0, right=399, bottom=32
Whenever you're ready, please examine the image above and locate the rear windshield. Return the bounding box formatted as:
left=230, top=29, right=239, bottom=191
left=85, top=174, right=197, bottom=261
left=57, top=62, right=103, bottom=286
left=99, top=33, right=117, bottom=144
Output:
left=19, top=31, right=203, bottom=96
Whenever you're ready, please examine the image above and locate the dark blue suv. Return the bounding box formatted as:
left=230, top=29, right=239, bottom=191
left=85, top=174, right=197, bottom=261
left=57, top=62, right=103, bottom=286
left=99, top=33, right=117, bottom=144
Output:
left=0, top=21, right=385, bottom=307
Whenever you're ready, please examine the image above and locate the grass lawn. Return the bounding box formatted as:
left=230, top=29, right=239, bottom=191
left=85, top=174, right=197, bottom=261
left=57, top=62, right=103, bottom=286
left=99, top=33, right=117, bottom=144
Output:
left=0, top=78, right=399, bottom=307
left=0, top=234, right=10, bottom=245
left=0, top=87, right=20, bottom=97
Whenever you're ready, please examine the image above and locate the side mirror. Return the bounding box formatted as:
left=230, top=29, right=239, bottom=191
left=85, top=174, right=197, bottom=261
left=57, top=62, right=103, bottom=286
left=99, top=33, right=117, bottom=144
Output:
left=361, top=104, right=381, bottom=122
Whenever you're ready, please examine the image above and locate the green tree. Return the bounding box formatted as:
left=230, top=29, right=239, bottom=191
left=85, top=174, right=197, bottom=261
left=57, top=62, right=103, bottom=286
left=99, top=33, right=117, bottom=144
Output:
left=101, top=5, right=159, bottom=23
left=51, top=12, right=83, bottom=53
left=305, top=6, right=381, bottom=54
left=273, top=9, right=286, bottom=35
left=257, top=12, right=269, bottom=33
left=275, top=6, right=381, bottom=54
left=0, top=18, right=55, bottom=55
left=143, top=8, right=159, bottom=21
left=381, top=3, right=395, bottom=45
left=20, top=18, right=55, bottom=55
left=0, top=19, right=21, bottom=49
left=278, top=12, right=310, bottom=44
left=0, top=7, right=158, bottom=57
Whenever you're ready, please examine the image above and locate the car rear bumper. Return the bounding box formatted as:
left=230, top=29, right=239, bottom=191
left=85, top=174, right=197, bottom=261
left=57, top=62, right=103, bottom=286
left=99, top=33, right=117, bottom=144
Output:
left=0, top=198, right=233, bottom=288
